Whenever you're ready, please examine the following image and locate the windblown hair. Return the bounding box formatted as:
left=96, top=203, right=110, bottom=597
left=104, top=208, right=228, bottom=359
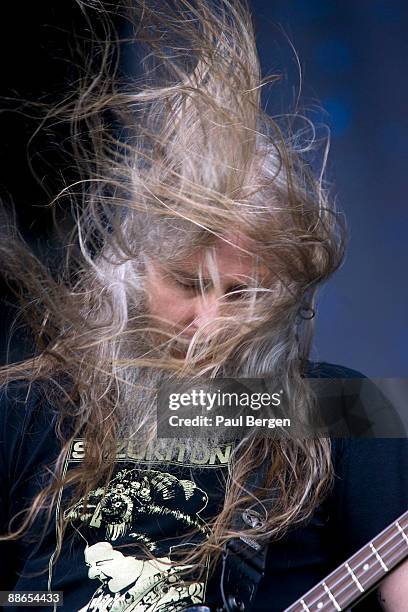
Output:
left=0, top=0, right=345, bottom=578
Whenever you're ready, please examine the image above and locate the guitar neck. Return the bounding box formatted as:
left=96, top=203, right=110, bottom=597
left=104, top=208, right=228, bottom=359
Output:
left=284, top=509, right=408, bottom=612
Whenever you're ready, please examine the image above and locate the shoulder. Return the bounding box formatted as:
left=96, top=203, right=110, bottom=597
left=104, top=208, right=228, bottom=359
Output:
left=0, top=379, right=59, bottom=481
left=305, top=361, right=406, bottom=437
left=307, top=367, right=408, bottom=552
left=0, top=379, right=44, bottom=446
left=305, top=360, right=366, bottom=379
left=330, top=436, right=408, bottom=554
left=0, top=379, right=52, bottom=431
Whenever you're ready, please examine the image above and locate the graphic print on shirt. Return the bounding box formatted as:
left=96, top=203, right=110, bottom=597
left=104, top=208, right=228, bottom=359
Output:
left=56, top=439, right=234, bottom=612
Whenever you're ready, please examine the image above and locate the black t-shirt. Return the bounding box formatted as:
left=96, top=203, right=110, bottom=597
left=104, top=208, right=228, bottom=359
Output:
left=0, top=363, right=407, bottom=612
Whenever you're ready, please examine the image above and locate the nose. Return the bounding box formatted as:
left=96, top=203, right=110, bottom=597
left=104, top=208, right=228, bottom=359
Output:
left=88, top=566, right=101, bottom=580
left=191, top=292, right=219, bottom=333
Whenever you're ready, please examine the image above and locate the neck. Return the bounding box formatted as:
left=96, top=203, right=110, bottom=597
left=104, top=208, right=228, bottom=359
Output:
left=285, top=509, right=408, bottom=612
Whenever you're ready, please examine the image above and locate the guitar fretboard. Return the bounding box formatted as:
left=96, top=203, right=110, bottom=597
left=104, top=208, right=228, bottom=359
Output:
left=284, top=509, right=408, bottom=612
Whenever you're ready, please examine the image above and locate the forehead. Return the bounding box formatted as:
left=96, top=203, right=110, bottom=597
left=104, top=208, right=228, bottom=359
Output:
left=85, top=545, right=115, bottom=563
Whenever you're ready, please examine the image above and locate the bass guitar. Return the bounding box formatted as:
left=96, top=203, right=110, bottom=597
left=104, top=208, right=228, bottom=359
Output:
left=284, top=508, right=408, bottom=611
left=183, top=508, right=408, bottom=612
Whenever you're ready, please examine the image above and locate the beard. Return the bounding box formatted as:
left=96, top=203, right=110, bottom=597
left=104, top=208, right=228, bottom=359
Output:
left=112, top=284, right=279, bottom=458
left=114, top=317, right=234, bottom=459
left=115, top=365, right=235, bottom=464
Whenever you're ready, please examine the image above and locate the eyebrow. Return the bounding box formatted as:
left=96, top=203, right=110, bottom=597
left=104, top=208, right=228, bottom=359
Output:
left=167, top=268, right=212, bottom=283
left=164, top=264, right=269, bottom=288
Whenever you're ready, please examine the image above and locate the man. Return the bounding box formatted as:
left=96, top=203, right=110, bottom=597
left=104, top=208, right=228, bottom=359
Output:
left=0, top=1, right=407, bottom=610
left=78, top=542, right=204, bottom=611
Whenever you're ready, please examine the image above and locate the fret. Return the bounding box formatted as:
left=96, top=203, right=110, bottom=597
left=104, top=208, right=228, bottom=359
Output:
left=380, top=536, right=407, bottom=572
left=322, top=582, right=341, bottom=611
left=304, top=587, right=331, bottom=610
left=324, top=567, right=360, bottom=609
left=372, top=521, right=408, bottom=571
left=370, top=542, right=388, bottom=572
left=396, top=520, right=408, bottom=546
left=399, top=514, right=408, bottom=531
left=347, top=546, right=382, bottom=591
left=285, top=585, right=334, bottom=612
left=345, top=562, right=364, bottom=593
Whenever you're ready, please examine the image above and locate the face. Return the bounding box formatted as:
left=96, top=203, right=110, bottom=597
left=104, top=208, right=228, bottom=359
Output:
left=144, top=235, right=271, bottom=350
left=85, top=543, right=144, bottom=586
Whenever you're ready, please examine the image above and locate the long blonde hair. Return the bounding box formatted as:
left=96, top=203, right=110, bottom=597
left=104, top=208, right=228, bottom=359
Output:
left=0, top=0, right=345, bottom=577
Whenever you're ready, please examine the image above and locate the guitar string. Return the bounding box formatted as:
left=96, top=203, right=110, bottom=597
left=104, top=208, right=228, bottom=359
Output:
left=296, top=520, right=408, bottom=611
left=308, top=544, right=405, bottom=612
left=299, top=527, right=407, bottom=610
left=295, top=546, right=403, bottom=612
left=301, top=530, right=407, bottom=611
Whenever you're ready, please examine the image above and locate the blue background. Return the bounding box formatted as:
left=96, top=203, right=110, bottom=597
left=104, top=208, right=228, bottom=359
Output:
left=251, top=0, right=408, bottom=376
left=0, top=2, right=406, bottom=376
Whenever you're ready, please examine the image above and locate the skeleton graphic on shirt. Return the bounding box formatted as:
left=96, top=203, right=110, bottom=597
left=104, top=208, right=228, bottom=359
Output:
left=64, top=467, right=209, bottom=611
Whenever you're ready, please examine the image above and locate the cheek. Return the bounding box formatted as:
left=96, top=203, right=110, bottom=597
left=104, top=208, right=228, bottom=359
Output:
left=146, top=282, right=194, bottom=326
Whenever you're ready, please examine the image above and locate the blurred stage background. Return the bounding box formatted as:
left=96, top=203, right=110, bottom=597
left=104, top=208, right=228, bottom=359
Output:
left=0, top=0, right=406, bottom=377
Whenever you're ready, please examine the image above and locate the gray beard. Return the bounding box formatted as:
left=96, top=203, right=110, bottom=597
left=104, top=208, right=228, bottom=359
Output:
left=115, top=359, right=231, bottom=460
left=112, top=299, right=268, bottom=458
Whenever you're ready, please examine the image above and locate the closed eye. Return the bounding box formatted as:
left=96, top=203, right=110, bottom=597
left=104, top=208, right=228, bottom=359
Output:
left=170, top=271, right=249, bottom=299
left=95, top=558, right=115, bottom=565
left=224, top=284, right=249, bottom=300
left=173, top=276, right=212, bottom=293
